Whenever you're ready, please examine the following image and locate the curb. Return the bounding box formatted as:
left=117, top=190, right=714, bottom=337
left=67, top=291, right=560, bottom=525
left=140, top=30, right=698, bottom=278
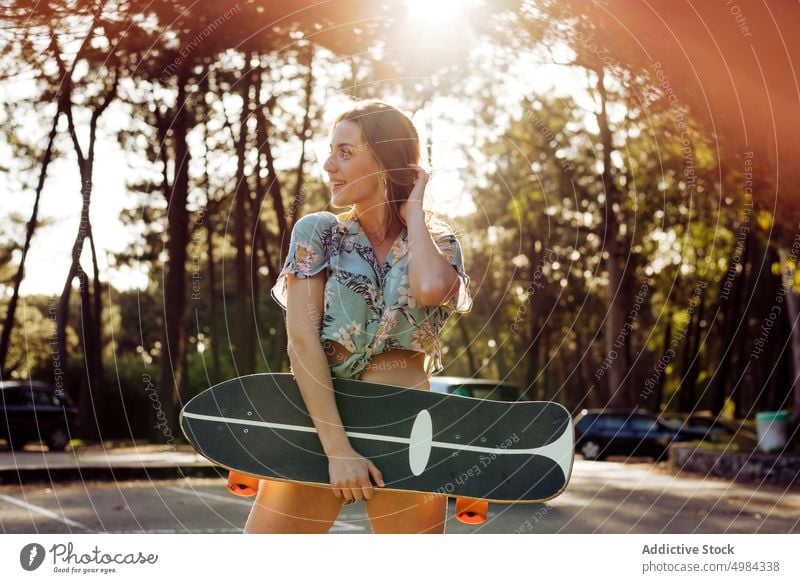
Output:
left=0, top=464, right=225, bottom=486
left=0, top=447, right=225, bottom=486
left=670, top=443, right=800, bottom=488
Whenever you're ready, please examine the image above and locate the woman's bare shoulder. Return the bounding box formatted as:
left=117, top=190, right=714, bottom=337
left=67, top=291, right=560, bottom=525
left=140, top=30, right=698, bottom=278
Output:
left=295, top=210, right=338, bottom=226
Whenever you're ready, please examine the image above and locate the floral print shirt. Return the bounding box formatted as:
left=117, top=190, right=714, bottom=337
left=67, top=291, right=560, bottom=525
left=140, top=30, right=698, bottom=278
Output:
left=270, top=208, right=473, bottom=379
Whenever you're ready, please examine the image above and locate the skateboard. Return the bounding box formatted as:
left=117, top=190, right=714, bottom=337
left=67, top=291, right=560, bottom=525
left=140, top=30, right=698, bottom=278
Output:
left=180, top=373, right=574, bottom=525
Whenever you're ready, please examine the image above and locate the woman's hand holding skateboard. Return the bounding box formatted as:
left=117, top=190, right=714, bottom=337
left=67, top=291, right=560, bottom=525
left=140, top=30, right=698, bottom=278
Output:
left=327, top=445, right=385, bottom=504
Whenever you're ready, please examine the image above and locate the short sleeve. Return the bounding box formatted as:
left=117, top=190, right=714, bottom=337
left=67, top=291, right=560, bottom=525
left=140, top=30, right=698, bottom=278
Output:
left=270, top=212, right=335, bottom=311
left=433, top=230, right=473, bottom=313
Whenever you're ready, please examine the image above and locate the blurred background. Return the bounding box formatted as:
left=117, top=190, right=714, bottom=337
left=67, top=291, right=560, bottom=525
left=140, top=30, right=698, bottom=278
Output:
left=1, top=0, right=799, bottom=452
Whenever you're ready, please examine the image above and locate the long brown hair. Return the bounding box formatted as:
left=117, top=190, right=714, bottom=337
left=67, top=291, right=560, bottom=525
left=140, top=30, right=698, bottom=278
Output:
left=329, top=99, right=421, bottom=236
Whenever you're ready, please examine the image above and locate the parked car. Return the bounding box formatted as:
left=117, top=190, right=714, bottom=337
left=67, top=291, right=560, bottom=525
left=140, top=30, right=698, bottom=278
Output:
left=0, top=381, right=78, bottom=451
left=429, top=376, right=529, bottom=402
left=574, top=408, right=704, bottom=461
left=659, top=412, right=758, bottom=446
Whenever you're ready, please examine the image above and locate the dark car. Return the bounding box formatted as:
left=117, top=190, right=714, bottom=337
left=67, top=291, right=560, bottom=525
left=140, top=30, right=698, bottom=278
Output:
left=0, top=381, right=78, bottom=451
left=574, top=409, right=703, bottom=461
left=660, top=412, right=758, bottom=446
left=429, top=376, right=529, bottom=401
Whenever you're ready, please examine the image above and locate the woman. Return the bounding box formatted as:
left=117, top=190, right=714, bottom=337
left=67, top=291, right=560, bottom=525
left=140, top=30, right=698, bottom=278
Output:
left=244, top=99, right=473, bottom=534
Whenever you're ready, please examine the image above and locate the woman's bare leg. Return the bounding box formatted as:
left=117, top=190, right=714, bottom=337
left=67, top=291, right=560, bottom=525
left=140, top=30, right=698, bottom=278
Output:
left=243, top=479, right=345, bottom=534
left=365, top=490, right=447, bottom=534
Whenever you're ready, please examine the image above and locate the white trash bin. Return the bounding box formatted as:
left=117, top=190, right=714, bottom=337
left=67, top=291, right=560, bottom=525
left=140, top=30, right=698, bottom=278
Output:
left=755, top=411, right=789, bottom=453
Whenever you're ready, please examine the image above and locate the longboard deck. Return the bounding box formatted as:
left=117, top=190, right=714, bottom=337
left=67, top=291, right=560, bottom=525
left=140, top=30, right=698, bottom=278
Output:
left=180, top=373, right=574, bottom=503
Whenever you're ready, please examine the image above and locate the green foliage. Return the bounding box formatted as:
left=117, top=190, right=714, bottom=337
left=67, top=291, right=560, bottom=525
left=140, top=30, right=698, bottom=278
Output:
left=97, top=354, right=155, bottom=439
left=3, top=295, right=80, bottom=380
left=1, top=0, right=797, bottom=439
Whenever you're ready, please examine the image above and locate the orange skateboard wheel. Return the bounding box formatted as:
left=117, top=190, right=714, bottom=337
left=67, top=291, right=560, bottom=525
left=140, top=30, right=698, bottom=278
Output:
left=226, top=470, right=259, bottom=497
left=455, top=497, right=488, bottom=524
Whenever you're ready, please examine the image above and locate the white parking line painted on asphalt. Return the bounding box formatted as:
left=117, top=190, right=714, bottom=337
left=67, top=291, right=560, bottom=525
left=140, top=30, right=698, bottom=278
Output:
left=161, top=486, right=367, bottom=532
left=103, top=524, right=365, bottom=533
left=105, top=528, right=244, bottom=534
left=0, top=494, right=90, bottom=530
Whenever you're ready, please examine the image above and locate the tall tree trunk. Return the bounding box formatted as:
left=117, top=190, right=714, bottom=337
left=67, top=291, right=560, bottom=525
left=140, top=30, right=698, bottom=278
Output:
left=255, top=220, right=285, bottom=373
left=272, top=321, right=288, bottom=372
left=258, top=46, right=314, bottom=372
left=253, top=88, right=290, bottom=369
left=712, top=228, right=751, bottom=414
left=292, top=44, right=314, bottom=214
left=58, top=82, right=113, bottom=431
left=234, top=65, right=254, bottom=375
left=59, top=159, right=100, bottom=438
left=77, top=267, right=99, bottom=441
left=156, top=64, right=191, bottom=444
left=488, top=317, right=509, bottom=380
left=733, top=235, right=758, bottom=418
left=456, top=318, right=477, bottom=375
left=778, top=248, right=800, bottom=429
left=767, top=297, right=790, bottom=411
left=524, top=235, right=544, bottom=401
left=655, top=305, right=673, bottom=412
left=251, top=225, right=263, bottom=366
left=541, top=331, right=552, bottom=402
left=88, top=224, right=104, bottom=392
left=201, top=111, right=221, bottom=382
left=756, top=244, right=783, bottom=411
left=596, top=66, right=629, bottom=407
left=679, top=285, right=705, bottom=411
left=572, top=331, right=590, bottom=410
left=49, top=12, right=115, bottom=387
left=206, top=209, right=220, bottom=382
left=0, top=104, right=59, bottom=372
left=742, top=245, right=764, bottom=414
left=259, top=105, right=289, bottom=240
left=56, top=259, right=77, bottom=401
left=525, top=324, right=542, bottom=402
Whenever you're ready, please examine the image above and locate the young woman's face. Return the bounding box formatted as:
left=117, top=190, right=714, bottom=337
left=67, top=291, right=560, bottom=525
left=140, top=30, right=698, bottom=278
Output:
left=323, top=121, right=382, bottom=207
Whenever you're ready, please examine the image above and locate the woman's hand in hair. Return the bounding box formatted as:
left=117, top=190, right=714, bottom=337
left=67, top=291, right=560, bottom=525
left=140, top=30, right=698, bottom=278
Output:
left=400, top=163, right=429, bottom=224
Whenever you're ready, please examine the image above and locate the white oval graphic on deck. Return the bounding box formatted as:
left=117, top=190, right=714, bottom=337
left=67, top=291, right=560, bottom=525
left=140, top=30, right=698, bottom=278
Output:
left=408, top=409, right=433, bottom=476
